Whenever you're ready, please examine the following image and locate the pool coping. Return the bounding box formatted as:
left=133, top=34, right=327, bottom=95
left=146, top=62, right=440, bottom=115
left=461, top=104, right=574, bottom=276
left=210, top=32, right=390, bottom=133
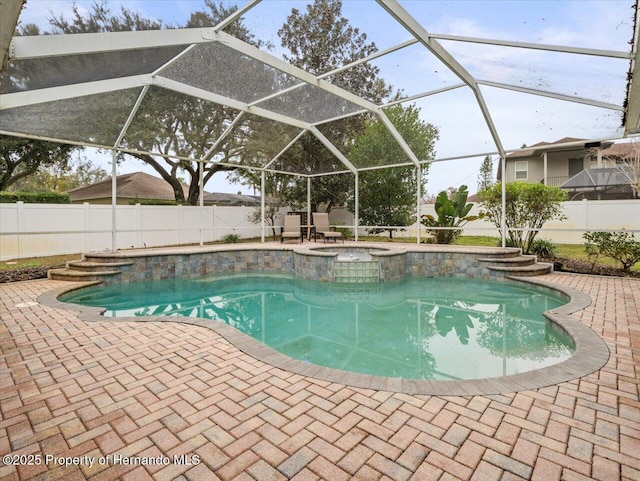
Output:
left=38, top=273, right=609, bottom=396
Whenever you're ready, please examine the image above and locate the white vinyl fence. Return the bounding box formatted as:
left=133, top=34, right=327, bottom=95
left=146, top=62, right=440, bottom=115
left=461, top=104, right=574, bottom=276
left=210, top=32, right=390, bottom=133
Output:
left=0, top=203, right=266, bottom=260
left=415, top=199, right=640, bottom=244
left=1, top=199, right=639, bottom=260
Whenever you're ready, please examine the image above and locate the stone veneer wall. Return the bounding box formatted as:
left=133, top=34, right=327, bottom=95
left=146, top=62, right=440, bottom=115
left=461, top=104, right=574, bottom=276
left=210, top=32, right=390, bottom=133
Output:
left=405, top=252, right=502, bottom=279
left=293, top=251, right=334, bottom=282
left=103, top=250, right=294, bottom=284
left=93, top=247, right=505, bottom=285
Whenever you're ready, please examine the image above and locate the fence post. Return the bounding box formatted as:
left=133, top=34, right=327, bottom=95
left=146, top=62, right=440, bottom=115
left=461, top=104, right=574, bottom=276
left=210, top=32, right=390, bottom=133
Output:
left=212, top=205, right=216, bottom=241
left=177, top=204, right=182, bottom=245
left=583, top=198, right=589, bottom=234
left=84, top=202, right=90, bottom=253
left=136, top=203, right=142, bottom=248
left=16, top=201, right=24, bottom=258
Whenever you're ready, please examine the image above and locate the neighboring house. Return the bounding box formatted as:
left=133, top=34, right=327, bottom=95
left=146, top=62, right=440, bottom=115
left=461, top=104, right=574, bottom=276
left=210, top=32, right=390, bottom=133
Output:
left=67, top=172, right=189, bottom=205
left=68, top=171, right=259, bottom=205
left=498, top=138, right=637, bottom=199
left=202, top=192, right=260, bottom=206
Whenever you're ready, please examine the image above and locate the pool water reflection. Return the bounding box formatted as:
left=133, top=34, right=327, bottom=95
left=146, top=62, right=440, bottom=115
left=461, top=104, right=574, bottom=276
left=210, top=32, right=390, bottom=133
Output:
left=61, top=274, right=574, bottom=380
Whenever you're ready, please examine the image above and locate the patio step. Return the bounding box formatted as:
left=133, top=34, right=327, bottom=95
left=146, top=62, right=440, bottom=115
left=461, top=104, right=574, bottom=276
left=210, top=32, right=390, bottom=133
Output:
left=477, top=255, right=537, bottom=266
left=483, top=262, right=553, bottom=277
left=66, top=260, right=134, bottom=272
left=48, top=256, right=133, bottom=282
left=478, top=252, right=552, bottom=277
left=48, top=268, right=120, bottom=282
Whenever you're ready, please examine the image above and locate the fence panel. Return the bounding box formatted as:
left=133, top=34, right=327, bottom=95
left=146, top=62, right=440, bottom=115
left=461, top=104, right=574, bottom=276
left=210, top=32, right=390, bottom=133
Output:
left=417, top=199, right=640, bottom=244
left=2, top=199, right=639, bottom=260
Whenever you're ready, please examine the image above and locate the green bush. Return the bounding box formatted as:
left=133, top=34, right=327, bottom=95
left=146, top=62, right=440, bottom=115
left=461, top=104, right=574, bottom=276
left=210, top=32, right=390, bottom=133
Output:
left=0, top=191, right=70, bottom=203
left=529, top=238, right=557, bottom=259
left=333, top=223, right=353, bottom=240
left=479, top=182, right=567, bottom=255
left=496, top=237, right=517, bottom=248
left=222, top=233, right=241, bottom=244
left=421, top=185, right=483, bottom=244
left=583, top=231, right=640, bottom=272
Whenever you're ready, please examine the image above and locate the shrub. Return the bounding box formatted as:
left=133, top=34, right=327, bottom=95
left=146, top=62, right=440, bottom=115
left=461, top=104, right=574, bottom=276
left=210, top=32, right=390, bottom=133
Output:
left=421, top=185, right=483, bottom=244
left=583, top=231, right=640, bottom=272
left=0, top=191, right=70, bottom=203
left=496, top=237, right=517, bottom=248
left=222, top=233, right=241, bottom=244
left=334, top=223, right=353, bottom=240
left=529, top=238, right=557, bottom=259
left=479, top=182, right=567, bottom=254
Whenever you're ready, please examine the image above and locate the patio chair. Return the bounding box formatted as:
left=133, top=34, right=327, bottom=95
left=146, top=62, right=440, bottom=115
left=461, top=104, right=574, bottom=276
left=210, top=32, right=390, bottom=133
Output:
left=312, top=212, right=343, bottom=243
left=281, top=214, right=303, bottom=243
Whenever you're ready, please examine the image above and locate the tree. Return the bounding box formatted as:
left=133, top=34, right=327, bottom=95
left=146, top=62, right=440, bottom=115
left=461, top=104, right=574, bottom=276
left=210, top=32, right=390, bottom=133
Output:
left=479, top=182, right=567, bottom=254
left=597, top=139, right=640, bottom=198
left=0, top=136, right=76, bottom=191
left=7, top=154, right=108, bottom=193
left=347, top=104, right=438, bottom=239
left=477, top=155, right=494, bottom=192
left=275, top=0, right=392, bottom=212
left=40, top=1, right=265, bottom=205
left=583, top=231, right=640, bottom=272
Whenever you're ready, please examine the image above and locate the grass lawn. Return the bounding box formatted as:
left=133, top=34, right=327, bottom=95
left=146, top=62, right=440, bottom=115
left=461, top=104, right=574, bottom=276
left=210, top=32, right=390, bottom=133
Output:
left=1, top=253, right=81, bottom=271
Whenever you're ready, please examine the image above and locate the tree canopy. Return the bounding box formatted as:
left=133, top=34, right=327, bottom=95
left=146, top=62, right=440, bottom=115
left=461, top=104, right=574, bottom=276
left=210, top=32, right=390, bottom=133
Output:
left=274, top=0, right=393, bottom=212
left=6, top=153, right=108, bottom=193
left=477, top=155, right=494, bottom=192
left=348, top=104, right=438, bottom=238
left=36, top=1, right=265, bottom=205
left=0, top=136, right=77, bottom=191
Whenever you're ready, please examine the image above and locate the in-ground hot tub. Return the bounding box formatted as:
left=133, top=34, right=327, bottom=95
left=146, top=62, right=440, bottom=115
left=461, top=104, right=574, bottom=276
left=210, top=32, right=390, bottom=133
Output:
left=292, top=244, right=407, bottom=283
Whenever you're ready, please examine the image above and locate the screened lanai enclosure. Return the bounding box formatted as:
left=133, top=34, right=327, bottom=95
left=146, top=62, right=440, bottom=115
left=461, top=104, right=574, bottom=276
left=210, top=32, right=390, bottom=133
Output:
left=1, top=0, right=639, bottom=248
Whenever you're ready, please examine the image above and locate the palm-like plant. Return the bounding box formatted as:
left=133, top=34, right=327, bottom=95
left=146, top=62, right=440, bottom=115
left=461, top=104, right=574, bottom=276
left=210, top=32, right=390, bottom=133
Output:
left=421, top=185, right=484, bottom=244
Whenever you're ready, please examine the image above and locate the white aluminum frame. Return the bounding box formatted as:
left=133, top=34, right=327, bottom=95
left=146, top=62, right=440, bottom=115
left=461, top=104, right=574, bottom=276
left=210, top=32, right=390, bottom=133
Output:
left=1, top=0, right=638, bottom=250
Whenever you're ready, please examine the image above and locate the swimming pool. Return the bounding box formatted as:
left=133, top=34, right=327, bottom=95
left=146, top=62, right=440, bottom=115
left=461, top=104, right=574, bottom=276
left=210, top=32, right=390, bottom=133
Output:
left=61, top=274, right=574, bottom=381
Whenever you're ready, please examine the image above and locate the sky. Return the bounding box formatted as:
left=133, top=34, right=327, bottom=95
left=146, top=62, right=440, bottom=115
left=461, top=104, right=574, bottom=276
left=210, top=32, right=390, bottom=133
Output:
left=14, top=0, right=635, bottom=196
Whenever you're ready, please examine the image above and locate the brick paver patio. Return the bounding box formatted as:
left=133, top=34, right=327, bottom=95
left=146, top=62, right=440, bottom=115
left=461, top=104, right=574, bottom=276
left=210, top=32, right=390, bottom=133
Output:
left=1, top=272, right=638, bottom=480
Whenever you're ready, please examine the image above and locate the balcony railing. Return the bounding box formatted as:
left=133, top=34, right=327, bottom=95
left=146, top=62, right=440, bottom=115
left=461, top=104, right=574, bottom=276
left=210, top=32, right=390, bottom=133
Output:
left=541, top=175, right=570, bottom=187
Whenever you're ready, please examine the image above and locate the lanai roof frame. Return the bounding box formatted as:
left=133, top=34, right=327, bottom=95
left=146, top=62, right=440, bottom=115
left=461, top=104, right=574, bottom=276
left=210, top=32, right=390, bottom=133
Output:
left=1, top=0, right=639, bottom=247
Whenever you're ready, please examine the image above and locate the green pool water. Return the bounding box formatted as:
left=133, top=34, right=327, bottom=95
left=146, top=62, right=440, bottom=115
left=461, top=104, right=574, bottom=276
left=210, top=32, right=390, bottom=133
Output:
left=61, top=274, right=574, bottom=381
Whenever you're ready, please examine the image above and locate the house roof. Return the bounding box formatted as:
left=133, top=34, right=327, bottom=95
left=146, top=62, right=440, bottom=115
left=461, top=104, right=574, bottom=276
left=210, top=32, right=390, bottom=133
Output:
left=600, top=142, right=637, bottom=158
left=203, top=192, right=260, bottom=206
left=67, top=171, right=189, bottom=201
left=506, top=137, right=586, bottom=159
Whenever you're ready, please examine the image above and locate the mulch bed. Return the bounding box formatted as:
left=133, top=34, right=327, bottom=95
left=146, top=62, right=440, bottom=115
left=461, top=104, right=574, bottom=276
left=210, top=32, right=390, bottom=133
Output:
left=0, top=265, right=63, bottom=283
left=548, top=257, right=640, bottom=278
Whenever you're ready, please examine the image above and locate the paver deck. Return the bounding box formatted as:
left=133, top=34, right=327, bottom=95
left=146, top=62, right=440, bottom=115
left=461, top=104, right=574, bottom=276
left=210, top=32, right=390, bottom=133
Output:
left=1, top=271, right=639, bottom=480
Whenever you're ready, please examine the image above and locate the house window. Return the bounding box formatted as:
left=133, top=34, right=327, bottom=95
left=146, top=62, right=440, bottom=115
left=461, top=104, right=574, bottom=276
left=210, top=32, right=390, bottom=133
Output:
left=515, top=161, right=528, bottom=180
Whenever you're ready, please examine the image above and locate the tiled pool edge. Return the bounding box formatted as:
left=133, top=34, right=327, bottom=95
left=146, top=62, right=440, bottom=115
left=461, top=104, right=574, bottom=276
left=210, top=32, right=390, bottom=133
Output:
left=38, top=274, right=609, bottom=396
left=81, top=243, right=521, bottom=284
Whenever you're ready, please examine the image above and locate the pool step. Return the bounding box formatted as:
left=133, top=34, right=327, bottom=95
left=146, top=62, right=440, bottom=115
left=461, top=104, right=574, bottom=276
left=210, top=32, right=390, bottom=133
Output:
left=477, top=255, right=537, bottom=266
left=478, top=253, right=553, bottom=276
left=48, top=268, right=120, bottom=282
left=48, top=258, right=134, bottom=282
left=66, top=260, right=134, bottom=272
